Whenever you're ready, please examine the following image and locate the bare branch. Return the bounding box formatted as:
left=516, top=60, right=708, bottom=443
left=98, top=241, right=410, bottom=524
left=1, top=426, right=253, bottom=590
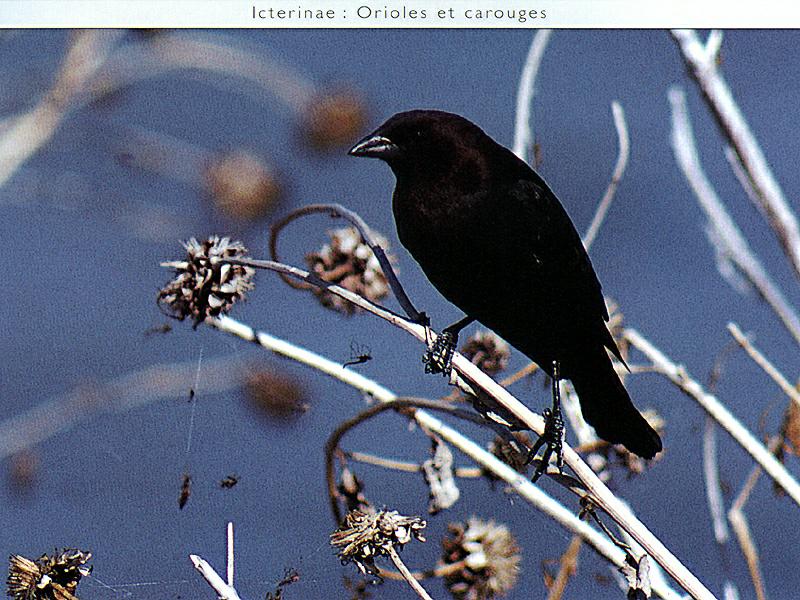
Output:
left=0, top=354, right=243, bottom=461
left=671, top=29, right=800, bottom=280
left=227, top=522, right=234, bottom=588
left=624, top=327, right=800, bottom=507
left=668, top=85, right=800, bottom=346
left=727, top=322, right=800, bottom=410
left=703, top=417, right=729, bottom=544
left=583, top=101, right=631, bottom=250
left=513, top=30, right=552, bottom=163
left=0, top=30, right=123, bottom=188
left=269, top=203, right=426, bottom=324
left=211, top=303, right=703, bottom=599
left=545, top=535, right=583, bottom=600
left=189, top=554, right=244, bottom=600
left=93, top=31, right=316, bottom=115
left=385, top=545, right=434, bottom=600
left=727, top=437, right=781, bottom=600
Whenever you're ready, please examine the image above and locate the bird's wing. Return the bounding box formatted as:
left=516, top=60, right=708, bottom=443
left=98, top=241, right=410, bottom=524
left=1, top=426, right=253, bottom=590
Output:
left=501, top=176, right=625, bottom=362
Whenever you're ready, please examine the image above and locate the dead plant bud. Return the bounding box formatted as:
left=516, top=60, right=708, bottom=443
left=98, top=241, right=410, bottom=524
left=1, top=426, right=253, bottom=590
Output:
left=203, top=150, right=283, bottom=221
left=302, top=88, right=368, bottom=152
left=7, top=450, right=40, bottom=494
left=330, top=509, right=426, bottom=577
left=620, top=554, right=651, bottom=600
left=781, top=400, right=800, bottom=456
left=244, top=367, right=309, bottom=421
left=305, top=227, right=392, bottom=315
left=487, top=433, right=532, bottom=477
left=441, top=517, right=521, bottom=600
left=158, top=236, right=254, bottom=327
left=179, top=472, right=192, bottom=509
left=460, top=331, right=511, bottom=377
left=7, top=549, right=92, bottom=600
left=338, top=465, right=371, bottom=513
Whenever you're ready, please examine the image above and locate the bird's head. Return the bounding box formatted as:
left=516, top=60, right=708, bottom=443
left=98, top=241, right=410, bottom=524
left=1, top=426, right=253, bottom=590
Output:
left=348, top=110, right=494, bottom=178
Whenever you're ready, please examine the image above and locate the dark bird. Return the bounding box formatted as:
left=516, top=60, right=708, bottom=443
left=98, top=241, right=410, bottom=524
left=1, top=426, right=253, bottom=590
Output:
left=349, top=110, right=662, bottom=462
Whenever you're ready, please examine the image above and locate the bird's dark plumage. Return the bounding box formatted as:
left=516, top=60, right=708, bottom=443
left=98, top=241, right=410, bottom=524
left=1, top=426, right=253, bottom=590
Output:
left=350, top=109, right=662, bottom=459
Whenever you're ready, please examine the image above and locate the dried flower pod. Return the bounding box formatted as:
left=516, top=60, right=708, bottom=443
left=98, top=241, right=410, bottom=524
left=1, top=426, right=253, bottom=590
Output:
left=305, top=227, right=392, bottom=315
left=330, top=509, right=426, bottom=577
left=781, top=400, right=800, bottom=456
left=158, top=236, right=254, bottom=327
left=422, top=438, right=459, bottom=514
left=441, top=518, right=520, bottom=600
left=487, top=432, right=532, bottom=476
left=219, top=474, right=240, bottom=489
left=7, top=549, right=92, bottom=600
left=7, top=450, right=40, bottom=494
left=460, top=331, right=511, bottom=377
left=301, top=88, right=368, bottom=152
left=203, top=150, right=283, bottom=221
left=244, top=367, right=308, bottom=421
left=338, top=465, right=370, bottom=513
left=179, top=472, right=192, bottom=509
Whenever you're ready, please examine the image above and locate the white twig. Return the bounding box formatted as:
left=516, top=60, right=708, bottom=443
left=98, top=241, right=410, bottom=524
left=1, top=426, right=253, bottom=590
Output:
left=215, top=253, right=717, bottom=598
left=726, top=438, right=778, bottom=600
left=668, top=85, right=800, bottom=346
left=386, top=546, right=434, bottom=600
left=703, top=417, right=729, bottom=544
left=94, top=31, right=316, bottom=116
left=0, top=355, right=244, bottom=461
left=227, top=522, right=234, bottom=588
left=624, top=327, right=800, bottom=508
left=671, top=29, right=800, bottom=280
left=212, top=312, right=692, bottom=600
left=190, top=554, right=243, bottom=600
left=513, top=30, right=552, bottom=163
left=0, top=30, right=123, bottom=188
left=727, top=322, right=800, bottom=410
left=583, top=101, right=630, bottom=250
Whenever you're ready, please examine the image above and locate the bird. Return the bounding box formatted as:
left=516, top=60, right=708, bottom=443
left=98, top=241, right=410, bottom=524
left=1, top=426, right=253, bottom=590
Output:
left=349, top=109, right=662, bottom=467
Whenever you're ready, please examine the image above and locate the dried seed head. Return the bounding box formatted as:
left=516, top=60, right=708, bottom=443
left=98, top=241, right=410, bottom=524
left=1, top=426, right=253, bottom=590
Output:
left=781, top=400, right=800, bottom=456
left=330, top=509, right=426, bottom=577
left=7, top=549, right=92, bottom=600
left=460, top=331, right=511, bottom=377
left=487, top=432, right=532, bottom=477
left=203, top=150, right=283, bottom=221
left=338, top=465, right=371, bottom=513
left=179, top=472, right=192, bottom=509
left=244, top=367, right=309, bottom=421
left=305, top=227, right=392, bottom=315
left=158, top=236, right=254, bottom=327
left=7, top=450, right=39, bottom=494
left=441, top=518, right=520, bottom=600
left=302, top=88, right=368, bottom=152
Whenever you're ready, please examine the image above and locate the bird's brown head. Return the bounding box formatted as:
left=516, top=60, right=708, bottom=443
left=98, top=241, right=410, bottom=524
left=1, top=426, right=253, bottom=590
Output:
left=348, top=110, right=495, bottom=178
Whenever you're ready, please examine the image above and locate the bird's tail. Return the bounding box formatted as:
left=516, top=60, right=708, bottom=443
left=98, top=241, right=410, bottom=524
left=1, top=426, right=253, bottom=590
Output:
left=569, top=349, right=662, bottom=459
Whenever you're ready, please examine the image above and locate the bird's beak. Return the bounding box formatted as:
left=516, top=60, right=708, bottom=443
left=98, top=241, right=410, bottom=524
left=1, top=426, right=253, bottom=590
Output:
left=348, top=134, right=399, bottom=159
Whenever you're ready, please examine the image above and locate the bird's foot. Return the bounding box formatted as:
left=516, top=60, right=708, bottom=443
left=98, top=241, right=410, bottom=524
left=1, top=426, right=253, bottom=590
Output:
left=527, top=360, right=565, bottom=482
left=424, top=330, right=457, bottom=376
left=527, top=406, right=565, bottom=482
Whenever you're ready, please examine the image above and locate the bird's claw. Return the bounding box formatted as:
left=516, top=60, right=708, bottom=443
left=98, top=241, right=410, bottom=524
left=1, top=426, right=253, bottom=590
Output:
left=527, top=406, right=565, bottom=482
left=424, top=330, right=457, bottom=376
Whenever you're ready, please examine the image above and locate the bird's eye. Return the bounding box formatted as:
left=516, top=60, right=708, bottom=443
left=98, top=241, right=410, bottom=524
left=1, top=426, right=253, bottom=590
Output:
left=415, top=129, right=424, bottom=138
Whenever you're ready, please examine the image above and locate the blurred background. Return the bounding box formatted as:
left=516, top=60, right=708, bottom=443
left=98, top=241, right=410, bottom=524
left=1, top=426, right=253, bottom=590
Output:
left=1, top=29, right=799, bottom=599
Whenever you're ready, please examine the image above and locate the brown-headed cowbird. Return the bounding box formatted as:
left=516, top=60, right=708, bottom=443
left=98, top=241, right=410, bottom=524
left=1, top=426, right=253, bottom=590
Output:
left=349, top=110, right=662, bottom=461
